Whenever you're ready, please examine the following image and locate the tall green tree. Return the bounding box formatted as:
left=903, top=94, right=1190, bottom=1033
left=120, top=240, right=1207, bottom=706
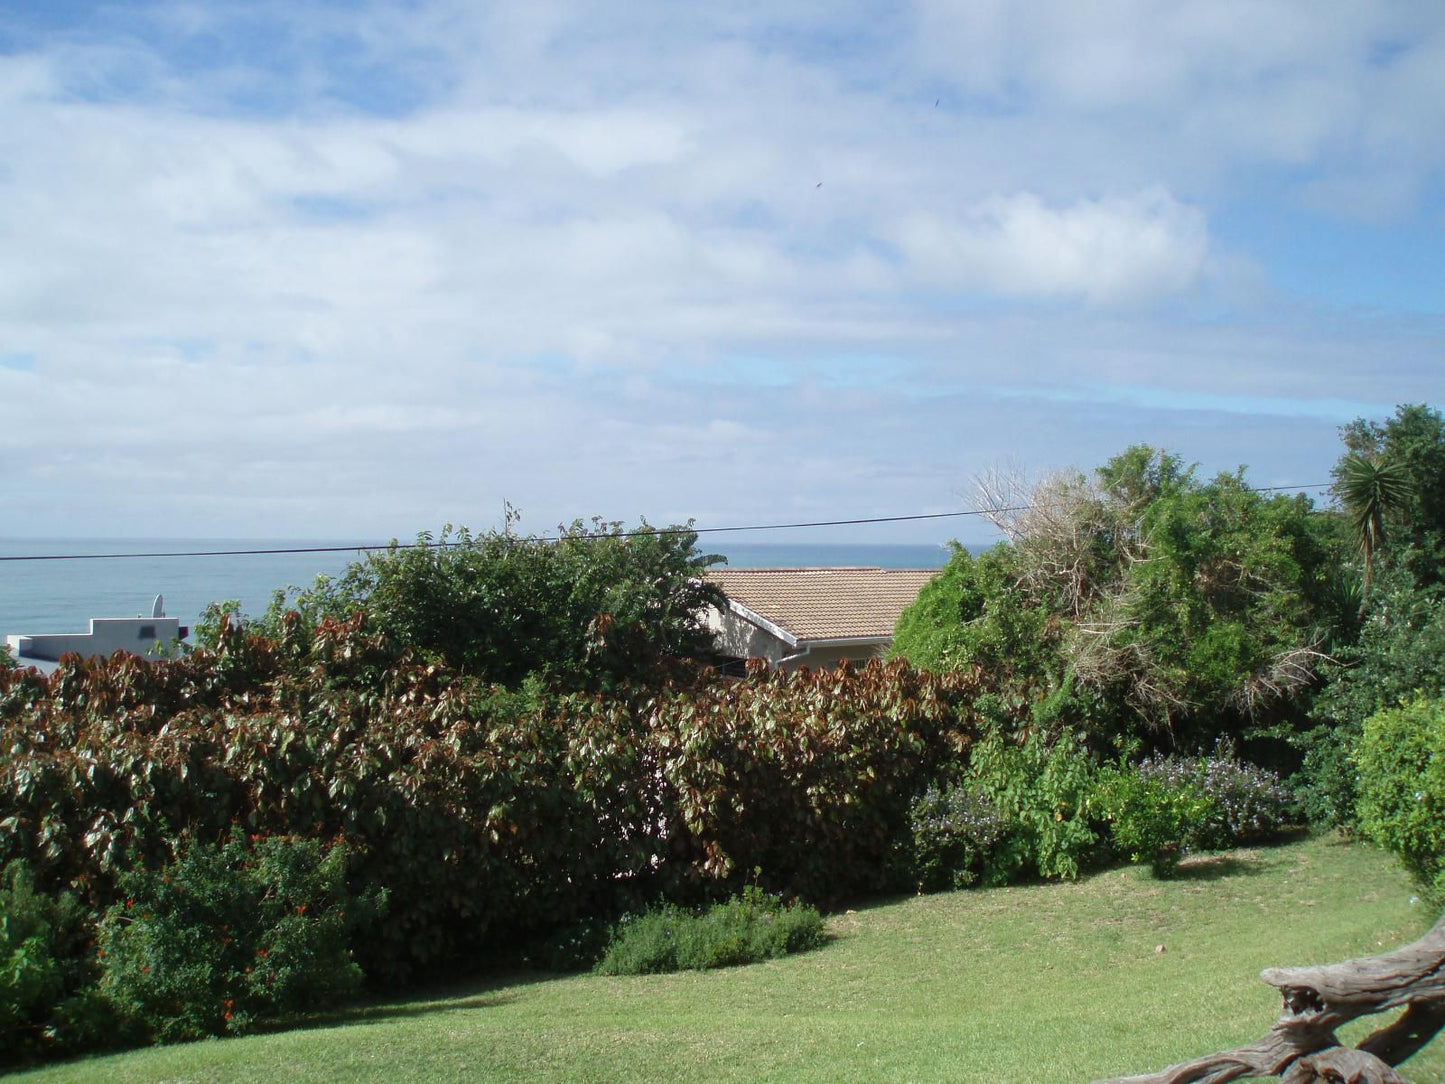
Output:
left=1297, top=404, right=1445, bottom=826
left=893, top=447, right=1343, bottom=753
left=238, top=514, right=725, bottom=691
left=1338, top=403, right=1445, bottom=589
left=1332, top=453, right=1410, bottom=600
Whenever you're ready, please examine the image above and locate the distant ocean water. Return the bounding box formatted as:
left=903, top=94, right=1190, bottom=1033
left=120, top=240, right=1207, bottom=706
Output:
left=0, top=538, right=962, bottom=640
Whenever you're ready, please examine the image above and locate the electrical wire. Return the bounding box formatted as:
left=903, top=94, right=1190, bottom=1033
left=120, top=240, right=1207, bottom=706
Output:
left=0, top=483, right=1333, bottom=563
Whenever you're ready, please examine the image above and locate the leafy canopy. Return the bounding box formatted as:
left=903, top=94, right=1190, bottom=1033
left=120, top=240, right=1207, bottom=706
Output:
left=215, top=513, right=725, bottom=691
left=893, top=446, right=1342, bottom=752
left=1337, top=403, right=1445, bottom=590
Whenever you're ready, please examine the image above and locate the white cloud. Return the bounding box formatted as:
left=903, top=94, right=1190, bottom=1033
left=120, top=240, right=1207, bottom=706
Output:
left=0, top=1, right=1441, bottom=542
left=897, top=188, right=1209, bottom=305
left=911, top=0, right=1445, bottom=217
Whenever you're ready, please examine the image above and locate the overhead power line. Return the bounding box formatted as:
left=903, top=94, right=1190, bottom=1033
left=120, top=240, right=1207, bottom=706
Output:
left=0, top=483, right=1333, bottom=564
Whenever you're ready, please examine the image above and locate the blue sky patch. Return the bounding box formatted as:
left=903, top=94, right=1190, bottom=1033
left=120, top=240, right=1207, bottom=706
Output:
left=0, top=352, right=36, bottom=372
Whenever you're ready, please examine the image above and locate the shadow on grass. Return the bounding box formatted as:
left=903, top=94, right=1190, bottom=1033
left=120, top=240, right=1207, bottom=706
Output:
left=831, top=890, right=917, bottom=916
left=276, top=993, right=512, bottom=1037
left=1167, top=852, right=1267, bottom=882
left=281, top=967, right=569, bottom=1036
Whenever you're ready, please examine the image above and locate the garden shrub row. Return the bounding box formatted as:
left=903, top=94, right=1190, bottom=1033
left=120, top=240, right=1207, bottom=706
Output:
left=0, top=611, right=1310, bottom=1057
left=0, top=616, right=981, bottom=990
left=906, top=742, right=1294, bottom=888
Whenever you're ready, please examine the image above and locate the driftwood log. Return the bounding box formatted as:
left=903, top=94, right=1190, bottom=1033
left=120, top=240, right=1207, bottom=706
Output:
left=1096, top=916, right=1445, bottom=1084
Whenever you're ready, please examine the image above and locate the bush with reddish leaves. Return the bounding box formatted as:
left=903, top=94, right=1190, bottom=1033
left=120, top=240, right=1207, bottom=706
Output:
left=0, top=618, right=981, bottom=984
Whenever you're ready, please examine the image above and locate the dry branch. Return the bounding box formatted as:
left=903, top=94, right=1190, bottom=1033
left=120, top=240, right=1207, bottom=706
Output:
left=1096, top=917, right=1445, bottom=1084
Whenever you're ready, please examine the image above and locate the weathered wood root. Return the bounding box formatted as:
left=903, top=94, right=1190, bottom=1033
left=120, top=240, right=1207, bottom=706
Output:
left=1094, top=917, right=1445, bottom=1084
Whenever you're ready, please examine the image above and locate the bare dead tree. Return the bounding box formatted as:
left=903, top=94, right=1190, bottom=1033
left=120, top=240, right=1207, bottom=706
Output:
left=1096, top=916, right=1445, bottom=1084
left=971, top=465, right=1142, bottom=619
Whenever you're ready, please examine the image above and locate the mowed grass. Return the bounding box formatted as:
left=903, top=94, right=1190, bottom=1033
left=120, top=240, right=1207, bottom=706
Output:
left=18, top=835, right=1445, bottom=1084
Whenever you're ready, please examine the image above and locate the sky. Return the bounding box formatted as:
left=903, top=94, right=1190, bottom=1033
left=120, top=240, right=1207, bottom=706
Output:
left=1, top=0, right=1442, bottom=546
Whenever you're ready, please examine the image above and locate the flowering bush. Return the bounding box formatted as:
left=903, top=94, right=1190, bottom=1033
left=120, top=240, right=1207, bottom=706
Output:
left=1096, top=752, right=1291, bottom=877
left=907, top=785, right=1010, bottom=891
left=1189, top=753, right=1293, bottom=847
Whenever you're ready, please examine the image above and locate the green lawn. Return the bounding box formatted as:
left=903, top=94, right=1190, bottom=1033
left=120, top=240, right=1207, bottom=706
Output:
left=18, top=835, right=1445, bottom=1084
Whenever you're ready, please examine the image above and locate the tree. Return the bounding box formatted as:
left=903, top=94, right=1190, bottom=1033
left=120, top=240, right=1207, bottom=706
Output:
left=1259, top=406, right=1445, bottom=827
left=245, top=514, right=726, bottom=691
left=1333, top=453, right=1412, bottom=601
left=1338, top=404, right=1445, bottom=590
left=893, top=447, right=1343, bottom=752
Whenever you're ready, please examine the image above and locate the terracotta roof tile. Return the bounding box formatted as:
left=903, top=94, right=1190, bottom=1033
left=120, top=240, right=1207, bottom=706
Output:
left=704, top=567, right=938, bottom=641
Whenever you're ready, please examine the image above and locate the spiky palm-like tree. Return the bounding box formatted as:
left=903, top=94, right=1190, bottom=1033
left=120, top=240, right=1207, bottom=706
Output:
left=1334, top=453, right=1412, bottom=601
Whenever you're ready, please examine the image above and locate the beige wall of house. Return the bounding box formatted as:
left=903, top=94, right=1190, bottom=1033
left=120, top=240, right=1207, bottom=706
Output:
left=703, top=606, right=789, bottom=664
left=777, top=641, right=888, bottom=671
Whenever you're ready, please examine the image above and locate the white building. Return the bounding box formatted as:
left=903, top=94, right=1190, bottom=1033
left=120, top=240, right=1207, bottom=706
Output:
left=5, top=595, right=187, bottom=671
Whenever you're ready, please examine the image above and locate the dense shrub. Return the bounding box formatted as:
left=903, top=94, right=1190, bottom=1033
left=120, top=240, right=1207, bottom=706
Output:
left=595, top=886, right=825, bottom=976
left=0, top=861, right=116, bottom=1064
left=963, top=730, right=1102, bottom=883
left=1297, top=567, right=1445, bottom=827
left=0, top=626, right=978, bottom=983
left=906, top=785, right=1010, bottom=892
left=1095, top=753, right=1291, bottom=877
left=1094, top=763, right=1214, bottom=877
left=96, top=832, right=366, bottom=1042
left=892, top=447, right=1343, bottom=754
left=644, top=659, right=980, bottom=904
left=236, top=516, right=726, bottom=692
left=1288, top=722, right=1362, bottom=832
left=1355, top=696, right=1445, bottom=907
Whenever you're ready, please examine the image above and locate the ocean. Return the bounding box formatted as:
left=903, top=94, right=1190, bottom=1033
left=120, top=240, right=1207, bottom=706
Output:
left=0, top=538, right=961, bottom=640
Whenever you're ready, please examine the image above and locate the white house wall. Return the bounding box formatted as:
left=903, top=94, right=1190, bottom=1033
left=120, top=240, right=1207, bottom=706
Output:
left=6, top=616, right=183, bottom=663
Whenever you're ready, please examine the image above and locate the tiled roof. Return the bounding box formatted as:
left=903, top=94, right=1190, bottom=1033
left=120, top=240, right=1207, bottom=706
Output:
left=704, top=567, right=939, bottom=641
